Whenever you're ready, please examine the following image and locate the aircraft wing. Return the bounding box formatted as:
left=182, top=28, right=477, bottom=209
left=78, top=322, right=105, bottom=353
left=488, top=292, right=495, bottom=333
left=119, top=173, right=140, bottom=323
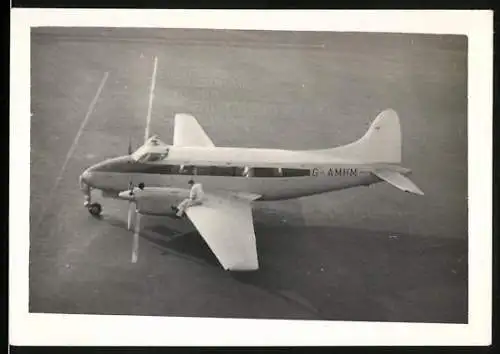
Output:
left=373, top=169, right=424, bottom=195
left=185, top=192, right=260, bottom=271
left=173, top=113, right=215, bottom=147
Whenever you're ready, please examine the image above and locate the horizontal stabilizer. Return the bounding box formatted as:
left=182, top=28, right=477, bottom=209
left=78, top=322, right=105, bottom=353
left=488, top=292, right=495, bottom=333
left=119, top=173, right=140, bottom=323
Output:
left=373, top=169, right=424, bottom=195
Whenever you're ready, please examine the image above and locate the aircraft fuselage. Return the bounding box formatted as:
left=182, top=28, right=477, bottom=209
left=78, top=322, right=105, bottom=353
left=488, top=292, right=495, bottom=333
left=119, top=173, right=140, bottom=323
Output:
left=80, top=154, right=393, bottom=201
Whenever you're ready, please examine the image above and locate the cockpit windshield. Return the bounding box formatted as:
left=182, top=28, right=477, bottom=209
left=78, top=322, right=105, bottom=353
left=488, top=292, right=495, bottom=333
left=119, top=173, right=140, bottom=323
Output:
left=130, top=135, right=170, bottom=163
left=136, top=151, right=169, bottom=163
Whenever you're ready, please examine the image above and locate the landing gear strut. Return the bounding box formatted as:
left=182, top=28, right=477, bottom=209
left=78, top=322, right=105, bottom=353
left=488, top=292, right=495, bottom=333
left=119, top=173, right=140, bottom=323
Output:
left=82, top=183, right=102, bottom=217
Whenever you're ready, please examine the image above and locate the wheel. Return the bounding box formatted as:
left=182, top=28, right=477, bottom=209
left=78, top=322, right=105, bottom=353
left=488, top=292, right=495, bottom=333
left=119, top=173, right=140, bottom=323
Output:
left=88, top=203, right=102, bottom=216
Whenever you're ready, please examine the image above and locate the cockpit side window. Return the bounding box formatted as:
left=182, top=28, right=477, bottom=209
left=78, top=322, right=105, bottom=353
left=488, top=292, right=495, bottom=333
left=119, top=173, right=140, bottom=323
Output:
left=147, top=153, right=163, bottom=162
left=138, top=152, right=167, bottom=163
left=131, top=141, right=170, bottom=162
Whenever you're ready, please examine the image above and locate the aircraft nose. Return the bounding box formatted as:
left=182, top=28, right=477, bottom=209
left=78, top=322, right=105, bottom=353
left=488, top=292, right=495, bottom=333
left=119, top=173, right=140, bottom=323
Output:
left=79, top=169, right=93, bottom=188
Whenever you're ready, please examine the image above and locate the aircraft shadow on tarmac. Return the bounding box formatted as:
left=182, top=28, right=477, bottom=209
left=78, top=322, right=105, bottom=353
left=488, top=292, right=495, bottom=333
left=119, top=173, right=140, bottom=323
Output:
left=100, top=207, right=468, bottom=323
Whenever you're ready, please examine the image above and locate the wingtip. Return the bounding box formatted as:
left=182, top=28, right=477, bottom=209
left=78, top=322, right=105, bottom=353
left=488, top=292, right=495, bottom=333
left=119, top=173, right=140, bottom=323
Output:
left=225, top=261, right=260, bottom=271
left=174, top=113, right=196, bottom=120
left=406, top=188, right=425, bottom=196
left=413, top=185, right=425, bottom=196
left=227, top=266, right=260, bottom=272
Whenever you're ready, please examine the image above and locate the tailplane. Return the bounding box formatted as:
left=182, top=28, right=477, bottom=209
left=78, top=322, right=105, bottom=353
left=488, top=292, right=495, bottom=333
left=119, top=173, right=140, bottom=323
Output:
left=372, top=168, right=424, bottom=195
left=320, top=109, right=402, bottom=164
left=315, top=109, right=424, bottom=195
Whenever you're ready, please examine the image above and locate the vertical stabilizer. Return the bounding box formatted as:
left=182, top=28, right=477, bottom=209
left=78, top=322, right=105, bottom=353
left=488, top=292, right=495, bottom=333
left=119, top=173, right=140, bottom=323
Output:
left=320, top=109, right=402, bottom=163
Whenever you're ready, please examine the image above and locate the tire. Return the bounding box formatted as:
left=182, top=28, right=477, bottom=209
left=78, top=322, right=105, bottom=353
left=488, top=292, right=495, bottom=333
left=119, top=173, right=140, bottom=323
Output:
left=88, top=203, right=102, bottom=216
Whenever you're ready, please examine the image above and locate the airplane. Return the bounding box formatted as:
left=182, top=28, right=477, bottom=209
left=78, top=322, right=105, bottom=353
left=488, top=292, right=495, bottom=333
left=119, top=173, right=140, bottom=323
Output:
left=79, top=109, right=424, bottom=271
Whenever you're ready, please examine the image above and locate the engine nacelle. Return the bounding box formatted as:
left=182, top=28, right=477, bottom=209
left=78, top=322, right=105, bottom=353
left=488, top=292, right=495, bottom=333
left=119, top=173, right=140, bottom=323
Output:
left=117, top=187, right=190, bottom=216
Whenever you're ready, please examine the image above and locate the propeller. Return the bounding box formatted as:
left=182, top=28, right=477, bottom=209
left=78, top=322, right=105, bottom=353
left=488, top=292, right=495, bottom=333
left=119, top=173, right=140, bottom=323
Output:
left=125, top=180, right=145, bottom=264
left=128, top=136, right=133, bottom=155
left=126, top=130, right=149, bottom=263
left=124, top=181, right=140, bottom=263
left=132, top=213, right=141, bottom=264
left=126, top=180, right=135, bottom=230
left=126, top=136, right=136, bottom=230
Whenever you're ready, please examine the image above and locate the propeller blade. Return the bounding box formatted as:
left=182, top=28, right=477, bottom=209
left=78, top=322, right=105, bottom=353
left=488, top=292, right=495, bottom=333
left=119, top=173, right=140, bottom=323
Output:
left=128, top=136, right=133, bottom=155
left=132, top=212, right=141, bottom=263
left=127, top=201, right=135, bottom=230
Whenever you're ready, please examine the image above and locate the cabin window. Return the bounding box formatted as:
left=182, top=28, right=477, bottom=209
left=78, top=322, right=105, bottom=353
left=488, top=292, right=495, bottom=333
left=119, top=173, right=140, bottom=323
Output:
left=282, top=168, right=311, bottom=177
left=180, top=166, right=246, bottom=177
left=252, top=168, right=283, bottom=178
left=212, top=166, right=244, bottom=176
left=159, top=164, right=180, bottom=174
left=195, top=166, right=213, bottom=176
left=139, top=164, right=180, bottom=174
left=122, top=163, right=310, bottom=177
left=212, top=166, right=231, bottom=176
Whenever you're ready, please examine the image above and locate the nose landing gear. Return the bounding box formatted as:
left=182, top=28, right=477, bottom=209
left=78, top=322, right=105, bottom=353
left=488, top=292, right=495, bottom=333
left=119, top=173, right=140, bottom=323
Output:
left=88, top=202, right=102, bottom=217
left=82, top=183, right=102, bottom=217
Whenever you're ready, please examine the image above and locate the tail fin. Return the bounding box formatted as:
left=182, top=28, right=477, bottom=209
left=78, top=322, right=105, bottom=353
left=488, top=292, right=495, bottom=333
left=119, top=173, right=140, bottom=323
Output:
left=323, top=109, right=402, bottom=164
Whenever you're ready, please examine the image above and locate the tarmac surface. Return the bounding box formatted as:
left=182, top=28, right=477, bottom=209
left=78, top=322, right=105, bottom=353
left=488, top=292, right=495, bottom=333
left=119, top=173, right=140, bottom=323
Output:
left=29, top=28, right=468, bottom=323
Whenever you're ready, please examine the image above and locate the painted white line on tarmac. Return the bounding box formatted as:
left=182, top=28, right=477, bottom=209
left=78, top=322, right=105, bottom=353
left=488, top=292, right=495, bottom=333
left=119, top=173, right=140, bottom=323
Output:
left=35, top=71, right=109, bottom=229
left=144, top=56, right=158, bottom=143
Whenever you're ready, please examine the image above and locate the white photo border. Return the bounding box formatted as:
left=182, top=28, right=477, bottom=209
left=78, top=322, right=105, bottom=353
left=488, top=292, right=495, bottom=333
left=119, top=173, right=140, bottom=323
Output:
left=10, top=9, right=493, bottom=346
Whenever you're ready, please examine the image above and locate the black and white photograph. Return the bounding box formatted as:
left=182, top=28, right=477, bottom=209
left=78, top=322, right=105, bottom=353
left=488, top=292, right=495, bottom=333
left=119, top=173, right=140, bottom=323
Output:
left=10, top=10, right=492, bottom=346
